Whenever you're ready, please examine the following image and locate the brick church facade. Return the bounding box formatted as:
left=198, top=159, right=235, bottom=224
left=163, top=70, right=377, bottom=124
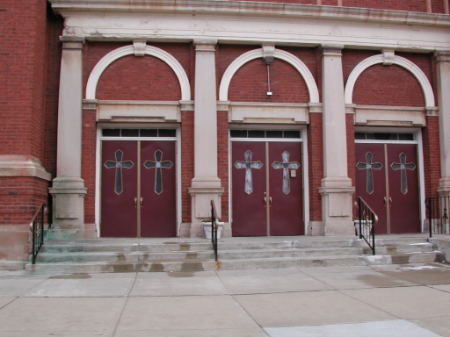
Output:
left=1, top=0, right=449, bottom=265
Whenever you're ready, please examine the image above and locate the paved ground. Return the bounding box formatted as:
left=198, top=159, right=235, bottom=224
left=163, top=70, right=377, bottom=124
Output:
left=0, top=262, right=449, bottom=336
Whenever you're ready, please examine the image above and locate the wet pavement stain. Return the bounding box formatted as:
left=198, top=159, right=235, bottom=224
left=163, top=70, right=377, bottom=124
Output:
left=150, top=263, right=165, bottom=272
left=166, top=271, right=194, bottom=278
left=180, top=262, right=204, bottom=272
left=50, top=274, right=91, bottom=279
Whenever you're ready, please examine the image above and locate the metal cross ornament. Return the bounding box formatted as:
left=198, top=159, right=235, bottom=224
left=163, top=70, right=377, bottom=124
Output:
left=272, top=151, right=300, bottom=194
left=234, top=150, right=263, bottom=194
left=356, top=152, right=383, bottom=194
left=144, top=149, right=173, bottom=195
left=390, top=153, right=416, bottom=194
left=104, top=149, right=134, bottom=195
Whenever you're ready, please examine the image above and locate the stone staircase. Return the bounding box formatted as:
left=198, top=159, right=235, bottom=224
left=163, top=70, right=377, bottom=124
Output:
left=25, top=235, right=446, bottom=274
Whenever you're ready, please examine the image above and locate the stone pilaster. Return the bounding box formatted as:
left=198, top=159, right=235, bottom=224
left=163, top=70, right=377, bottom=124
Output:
left=436, top=51, right=450, bottom=197
left=49, top=36, right=87, bottom=238
left=188, top=39, right=225, bottom=237
left=319, top=45, right=355, bottom=235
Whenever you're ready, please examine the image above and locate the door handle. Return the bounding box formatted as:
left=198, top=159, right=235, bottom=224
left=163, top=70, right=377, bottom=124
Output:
left=384, top=197, right=386, bottom=206
left=140, top=197, right=143, bottom=208
left=134, top=197, right=137, bottom=208
left=269, top=197, right=272, bottom=206
left=389, top=197, right=392, bottom=206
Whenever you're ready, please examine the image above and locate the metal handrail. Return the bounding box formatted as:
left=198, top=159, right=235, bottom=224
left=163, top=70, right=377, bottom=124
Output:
left=356, top=197, right=378, bottom=255
left=29, top=203, right=46, bottom=264
left=426, top=196, right=450, bottom=237
left=210, top=200, right=219, bottom=261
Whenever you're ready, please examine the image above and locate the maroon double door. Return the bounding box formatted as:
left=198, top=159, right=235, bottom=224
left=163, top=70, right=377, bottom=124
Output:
left=232, top=141, right=304, bottom=236
left=101, top=140, right=176, bottom=237
left=355, top=143, right=420, bottom=234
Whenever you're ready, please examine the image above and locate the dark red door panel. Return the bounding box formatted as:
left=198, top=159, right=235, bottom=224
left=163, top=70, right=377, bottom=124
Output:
left=101, top=141, right=138, bottom=237
left=141, top=141, right=176, bottom=237
left=355, top=143, right=387, bottom=234
left=232, top=142, right=266, bottom=236
left=387, top=144, right=420, bottom=233
left=269, top=142, right=304, bottom=236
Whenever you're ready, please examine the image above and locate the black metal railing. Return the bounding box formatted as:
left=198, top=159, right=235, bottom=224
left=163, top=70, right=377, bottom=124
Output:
left=30, top=203, right=46, bottom=264
left=210, top=200, right=219, bottom=261
left=356, top=197, right=378, bottom=255
left=426, top=196, right=449, bottom=237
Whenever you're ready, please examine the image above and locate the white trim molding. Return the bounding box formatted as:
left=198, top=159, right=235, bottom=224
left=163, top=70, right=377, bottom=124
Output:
left=345, top=53, right=435, bottom=108
left=219, top=48, right=319, bottom=103
left=85, top=43, right=191, bottom=101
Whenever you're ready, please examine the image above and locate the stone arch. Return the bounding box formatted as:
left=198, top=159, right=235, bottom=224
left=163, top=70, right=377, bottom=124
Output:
left=86, top=44, right=191, bottom=100
left=344, top=54, right=435, bottom=107
left=219, top=48, right=319, bottom=103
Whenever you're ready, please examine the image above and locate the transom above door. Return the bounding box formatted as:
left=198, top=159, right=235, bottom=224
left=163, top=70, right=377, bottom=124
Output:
left=231, top=140, right=304, bottom=236
left=101, top=140, right=176, bottom=237
left=355, top=137, right=420, bottom=234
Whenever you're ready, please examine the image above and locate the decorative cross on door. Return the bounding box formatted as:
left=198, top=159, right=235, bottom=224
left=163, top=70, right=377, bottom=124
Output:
left=271, top=151, right=300, bottom=194
left=144, top=149, right=173, bottom=195
left=104, top=149, right=135, bottom=195
left=356, top=152, right=383, bottom=194
left=390, top=153, right=416, bottom=194
left=234, top=150, right=263, bottom=194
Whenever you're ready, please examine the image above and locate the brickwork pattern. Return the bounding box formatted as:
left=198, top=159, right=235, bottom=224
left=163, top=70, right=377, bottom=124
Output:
left=84, top=42, right=192, bottom=101
left=217, top=111, right=229, bottom=222
left=308, top=113, right=324, bottom=222
left=0, top=177, right=48, bottom=225
left=423, top=116, right=441, bottom=198
left=82, top=110, right=97, bottom=224
left=343, top=50, right=433, bottom=107
left=181, top=111, right=194, bottom=223
left=218, top=45, right=319, bottom=103
left=228, top=0, right=448, bottom=13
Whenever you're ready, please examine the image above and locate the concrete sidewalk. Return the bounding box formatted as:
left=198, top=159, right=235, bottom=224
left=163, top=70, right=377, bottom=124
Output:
left=0, top=262, right=449, bottom=336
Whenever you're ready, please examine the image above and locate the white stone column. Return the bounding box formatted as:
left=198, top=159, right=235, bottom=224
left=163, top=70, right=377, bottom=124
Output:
left=188, top=39, right=224, bottom=237
left=49, top=36, right=87, bottom=238
left=319, top=45, right=355, bottom=235
left=436, top=51, right=450, bottom=197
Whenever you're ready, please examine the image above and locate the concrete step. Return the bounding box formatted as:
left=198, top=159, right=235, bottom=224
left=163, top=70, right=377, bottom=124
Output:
left=36, top=246, right=364, bottom=264
left=26, top=235, right=446, bottom=274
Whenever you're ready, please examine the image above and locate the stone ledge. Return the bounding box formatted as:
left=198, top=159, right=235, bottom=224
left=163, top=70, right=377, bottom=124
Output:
left=0, top=155, right=52, bottom=181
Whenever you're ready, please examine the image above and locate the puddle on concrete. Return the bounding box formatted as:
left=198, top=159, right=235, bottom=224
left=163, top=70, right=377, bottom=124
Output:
left=49, top=274, right=91, bottom=279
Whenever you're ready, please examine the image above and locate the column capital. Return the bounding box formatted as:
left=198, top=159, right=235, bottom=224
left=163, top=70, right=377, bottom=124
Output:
left=320, top=45, right=344, bottom=56
left=435, top=51, right=450, bottom=63
left=194, top=39, right=217, bottom=52
left=60, top=36, right=85, bottom=50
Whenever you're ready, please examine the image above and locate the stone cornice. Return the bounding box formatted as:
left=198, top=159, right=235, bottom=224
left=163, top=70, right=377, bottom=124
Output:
left=50, top=0, right=450, bottom=27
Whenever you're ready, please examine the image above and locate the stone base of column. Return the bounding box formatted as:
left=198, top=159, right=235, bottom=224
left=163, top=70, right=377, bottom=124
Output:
left=49, top=177, right=87, bottom=239
left=437, top=177, right=450, bottom=197
left=188, top=186, right=224, bottom=237
left=319, top=182, right=355, bottom=236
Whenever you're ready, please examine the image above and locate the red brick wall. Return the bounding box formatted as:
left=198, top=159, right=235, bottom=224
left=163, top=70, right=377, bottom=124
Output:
left=181, top=111, right=194, bottom=223
left=0, top=0, right=47, bottom=160
left=308, top=113, right=324, bottom=222
left=82, top=110, right=97, bottom=224
left=343, top=0, right=427, bottom=11
left=217, top=111, right=229, bottom=222
left=343, top=50, right=433, bottom=107
left=422, top=117, right=441, bottom=198
left=218, top=45, right=318, bottom=103
left=43, top=8, right=63, bottom=178
left=84, top=42, right=192, bottom=101
left=228, top=0, right=437, bottom=12
left=0, top=177, right=48, bottom=225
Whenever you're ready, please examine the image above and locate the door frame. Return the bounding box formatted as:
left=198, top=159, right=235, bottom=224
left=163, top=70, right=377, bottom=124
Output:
left=95, top=125, right=182, bottom=237
left=228, top=126, right=309, bottom=235
left=354, top=127, right=426, bottom=232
